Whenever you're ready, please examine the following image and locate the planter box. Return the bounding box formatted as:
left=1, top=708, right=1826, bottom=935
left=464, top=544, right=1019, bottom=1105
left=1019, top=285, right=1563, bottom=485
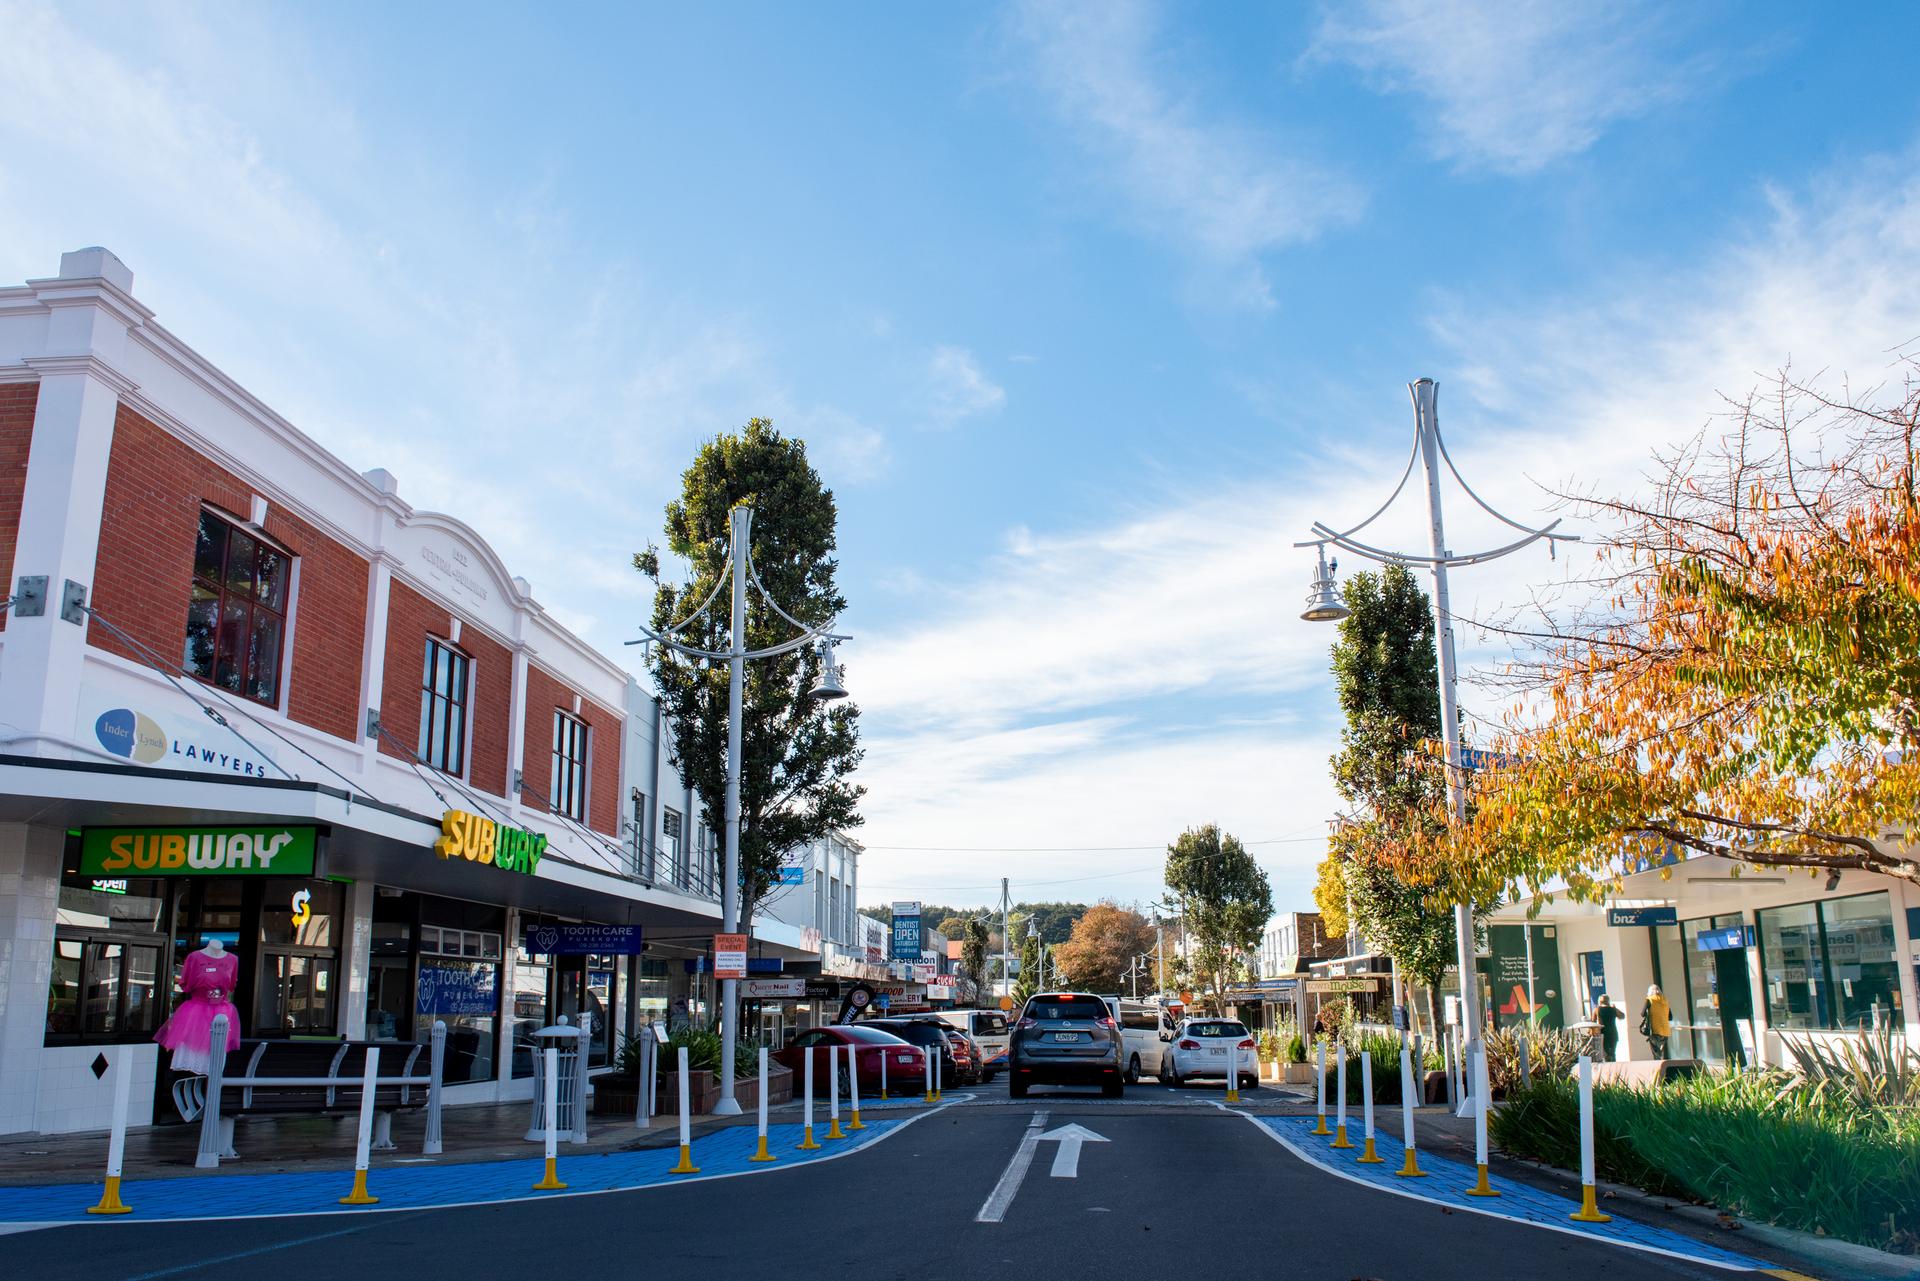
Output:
left=1283, top=1062, right=1314, bottom=1085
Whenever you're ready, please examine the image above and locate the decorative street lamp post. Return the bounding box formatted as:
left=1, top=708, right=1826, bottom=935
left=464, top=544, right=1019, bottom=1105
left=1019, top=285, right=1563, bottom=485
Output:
left=636, top=505, right=849, bottom=1115
left=1298, top=379, right=1574, bottom=1111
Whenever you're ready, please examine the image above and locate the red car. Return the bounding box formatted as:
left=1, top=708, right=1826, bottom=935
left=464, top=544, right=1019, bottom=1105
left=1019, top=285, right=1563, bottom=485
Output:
left=775, top=1025, right=925, bottom=1095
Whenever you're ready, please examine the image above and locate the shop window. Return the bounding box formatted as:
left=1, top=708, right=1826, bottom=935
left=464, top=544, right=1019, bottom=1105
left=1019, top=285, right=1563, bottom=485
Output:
left=418, top=913, right=501, bottom=1084
left=185, top=507, right=291, bottom=707
left=47, top=869, right=169, bottom=1046
left=551, top=710, right=588, bottom=821
left=511, top=941, right=551, bottom=1079
left=255, top=879, right=342, bottom=1036
left=1758, top=892, right=1901, bottom=1032
left=419, top=638, right=471, bottom=776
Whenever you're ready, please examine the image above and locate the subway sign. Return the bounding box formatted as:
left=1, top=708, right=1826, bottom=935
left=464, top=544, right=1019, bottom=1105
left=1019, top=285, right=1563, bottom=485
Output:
left=80, top=826, right=318, bottom=877
left=435, top=810, right=546, bottom=876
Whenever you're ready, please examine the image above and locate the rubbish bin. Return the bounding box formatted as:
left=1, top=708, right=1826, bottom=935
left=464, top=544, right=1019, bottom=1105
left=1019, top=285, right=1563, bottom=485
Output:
left=524, top=1018, right=585, bottom=1143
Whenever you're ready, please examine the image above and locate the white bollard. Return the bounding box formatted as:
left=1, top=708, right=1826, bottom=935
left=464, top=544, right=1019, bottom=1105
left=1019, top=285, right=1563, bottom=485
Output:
left=534, top=1045, right=568, bottom=1188
left=669, top=1045, right=699, bottom=1174
left=797, top=1046, right=820, bottom=1150
left=924, top=1045, right=935, bottom=1102
left=848, top=1043, right=865, bottom=1130
left=340, top=1047, right=380, bottom=1204
left=827, top=1044, right=845, bottom=1139
left=86, top=1051, right=135, bottom=1214
left=749, top=1046, right=774, bottom=1162
left=1466, top=1042, right=1498, bottom=1196
left=1312, top=1039, right=1330, bottom=1135
left=879, top=1042, right=889, bottom=1099
left=1570, top=1055, right=1611, bottom=1222
left=1357, top=1051, right=1382, bottom=1162
left=1394, top=1047, right=1425, bottom=1177
left=1331, top=1041, right=1353, bottom=1148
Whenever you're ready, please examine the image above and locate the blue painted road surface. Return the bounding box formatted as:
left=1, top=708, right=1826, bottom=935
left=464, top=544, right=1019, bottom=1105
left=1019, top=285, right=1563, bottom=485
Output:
left=0, top=1118, right=906, bottom=1225
left=1254, top=1114, right=1766, bottom=1273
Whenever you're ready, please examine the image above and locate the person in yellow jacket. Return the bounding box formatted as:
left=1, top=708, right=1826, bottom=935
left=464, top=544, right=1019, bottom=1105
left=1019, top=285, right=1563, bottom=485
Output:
left=1641, top=984, right=1672, bottom=1058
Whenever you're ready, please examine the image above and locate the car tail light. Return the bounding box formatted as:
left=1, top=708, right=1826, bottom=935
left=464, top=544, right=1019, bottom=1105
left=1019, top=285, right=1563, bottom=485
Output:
left=1238, top=1038, right=1255, bottom=1049
left=1016, top=1017, right=1037, bottom=1030
left=1179, top=1039, right=1200, bottom=1050
left=1095, top=1015, right=1116, bottom=1028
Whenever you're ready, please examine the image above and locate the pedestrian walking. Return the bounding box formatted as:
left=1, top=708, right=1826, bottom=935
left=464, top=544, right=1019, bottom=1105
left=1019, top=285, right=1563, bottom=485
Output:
left=1594, top=994, right=1622, bottom=1062
left=1640, top=985, right=1671, bottom=1059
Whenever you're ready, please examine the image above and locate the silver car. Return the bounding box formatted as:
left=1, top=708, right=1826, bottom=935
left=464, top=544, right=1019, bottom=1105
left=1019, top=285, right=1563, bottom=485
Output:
left=1008, top=991, right=1124, bottom=1098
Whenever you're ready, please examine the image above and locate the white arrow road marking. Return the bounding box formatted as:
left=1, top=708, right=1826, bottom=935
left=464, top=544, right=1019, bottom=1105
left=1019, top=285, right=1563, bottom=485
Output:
left=975, top=1111, right=1048, bottom=1223
left=1041, top=1123, right=1109, bottom=1178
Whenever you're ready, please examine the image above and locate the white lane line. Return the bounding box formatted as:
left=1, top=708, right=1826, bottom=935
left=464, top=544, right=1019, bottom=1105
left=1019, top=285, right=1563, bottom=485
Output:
left=1217, top=1103, right=1759, bottom=1274
left=975, top=1110, right=1048, bottom=1224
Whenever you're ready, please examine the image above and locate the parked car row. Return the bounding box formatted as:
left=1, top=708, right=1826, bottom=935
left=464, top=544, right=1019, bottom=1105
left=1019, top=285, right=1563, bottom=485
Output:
left=770, top=998, right=1256, bottom=1101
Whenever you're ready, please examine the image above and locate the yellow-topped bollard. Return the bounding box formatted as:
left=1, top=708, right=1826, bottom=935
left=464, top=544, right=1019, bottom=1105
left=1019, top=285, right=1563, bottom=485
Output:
left=667, top=1046, right=699, bottom=1176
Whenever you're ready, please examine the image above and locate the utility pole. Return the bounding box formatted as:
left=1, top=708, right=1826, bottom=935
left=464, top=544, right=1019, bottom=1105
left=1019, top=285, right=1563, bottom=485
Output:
left=1156, top=925, right=1165, bottom=994
left=999, top=878, right=1010, bottom=1003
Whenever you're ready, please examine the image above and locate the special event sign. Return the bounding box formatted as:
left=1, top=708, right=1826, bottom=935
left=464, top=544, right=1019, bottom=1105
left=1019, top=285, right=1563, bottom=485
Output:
left=80, top=826, right=317, bottom=877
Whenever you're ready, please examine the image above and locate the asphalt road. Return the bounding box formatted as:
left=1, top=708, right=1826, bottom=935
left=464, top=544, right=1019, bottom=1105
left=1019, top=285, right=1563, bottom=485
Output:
left=6, top=1087, right=1794, bottom=1281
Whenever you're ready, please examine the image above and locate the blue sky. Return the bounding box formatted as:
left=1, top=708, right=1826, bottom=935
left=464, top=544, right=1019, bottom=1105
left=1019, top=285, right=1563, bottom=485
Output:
left=5, top=1, right=1919, bottom=913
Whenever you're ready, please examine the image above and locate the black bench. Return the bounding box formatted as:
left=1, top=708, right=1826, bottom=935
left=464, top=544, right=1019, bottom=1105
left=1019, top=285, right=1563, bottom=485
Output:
left=173, top=1016, right=446, bottom=1169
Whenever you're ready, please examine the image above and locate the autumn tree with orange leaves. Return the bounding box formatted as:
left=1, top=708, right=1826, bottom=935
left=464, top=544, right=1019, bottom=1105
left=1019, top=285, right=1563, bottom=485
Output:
left=1390, top=366, right=1920, bottom=906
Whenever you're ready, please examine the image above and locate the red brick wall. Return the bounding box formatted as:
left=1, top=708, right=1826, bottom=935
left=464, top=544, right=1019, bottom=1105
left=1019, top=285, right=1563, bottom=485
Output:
left=0, top=383, right=38, bottom=632
left=90, top=404, right=369, bottom=741
left=379, top=577, right=513, bottom=798
left=520, top=663, right=622, bottom=836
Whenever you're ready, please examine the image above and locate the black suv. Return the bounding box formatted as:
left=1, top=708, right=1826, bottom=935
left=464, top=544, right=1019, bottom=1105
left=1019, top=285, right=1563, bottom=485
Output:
left=1008, top=991, right=1124, bottom=1098
left=863, top=1017, right=965, bottom=1088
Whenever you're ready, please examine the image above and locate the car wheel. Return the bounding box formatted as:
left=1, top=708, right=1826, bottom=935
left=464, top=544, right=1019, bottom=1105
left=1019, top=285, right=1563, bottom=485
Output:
left=1167, top=1059, right=1182, bottom=1087
left=1126, top=1054, right=1141, bottom=1085
left=1009, top=1078, right=1027, bottom=1099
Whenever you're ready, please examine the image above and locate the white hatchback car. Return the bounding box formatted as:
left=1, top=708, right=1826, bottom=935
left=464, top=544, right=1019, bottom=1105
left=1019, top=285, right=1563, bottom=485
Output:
left=1158, top=1017, right=1257, bottom=1088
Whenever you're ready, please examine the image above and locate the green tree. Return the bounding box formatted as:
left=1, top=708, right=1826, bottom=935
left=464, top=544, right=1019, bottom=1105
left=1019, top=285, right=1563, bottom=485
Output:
left=1164, top=825, right=1272, bottom=1013
left=636, top=419, right=863, bottom=934
left=1317, top=564, right=1493, bottom=1036
left=962, top=917, right=991, bottom=1001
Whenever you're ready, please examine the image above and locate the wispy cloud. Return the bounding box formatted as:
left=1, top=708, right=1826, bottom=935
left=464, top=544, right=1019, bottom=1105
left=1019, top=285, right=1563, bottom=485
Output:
left=1006, top=0, right=1364, bottom=307
left=1309, top=0, right=1732, bottom=174
left=923, top=345, right=1007, bottom=425
left=854, top=138, right=1920, bottom=907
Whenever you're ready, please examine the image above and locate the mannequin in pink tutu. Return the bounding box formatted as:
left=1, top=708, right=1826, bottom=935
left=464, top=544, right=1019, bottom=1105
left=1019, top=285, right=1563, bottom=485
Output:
left=154, top=937, right=241, bottom=1074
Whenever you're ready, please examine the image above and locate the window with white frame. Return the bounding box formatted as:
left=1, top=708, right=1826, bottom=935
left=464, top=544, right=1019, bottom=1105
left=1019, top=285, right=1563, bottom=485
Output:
left=551, top=710, right=588, bottom=821
left=419, top=637, right=471, bottom=775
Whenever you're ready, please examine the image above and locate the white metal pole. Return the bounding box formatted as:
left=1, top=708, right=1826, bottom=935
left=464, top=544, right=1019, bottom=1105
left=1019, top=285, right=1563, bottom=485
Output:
left=670, top=1045, right=699, bottom=1173
left=848, top=1041, right=863, bottom=1129
left=714, top=506, right=751, bottom=1117
left=87, top=1051, right=135, bottom=1214
left=533, top=1044, right=568, bottom=1188
left=1411, top=380, right=1484, bottom=1077
left=1467, top=1041, right=1497, bottom=1195
left=1312, top=1038, right=1329, bottom=1134
left=750, top=1046, right=773, bottom=1162
left=827, top=1043, right=842, bottom=1138
left=1358, top=1050, right=1381, bottom=1162
left=1333, top=1041, right=1351, bottom=1147
left=1396, top=1046, right=1424, bottom=1177
left=340, top=1047, right=380, bottom=1204
left=879, top=1041, right=888, bottom=1099
left=1571, top=1055, right=1611, bottom=1221
left=798, top=1046, right=818, bottom=1149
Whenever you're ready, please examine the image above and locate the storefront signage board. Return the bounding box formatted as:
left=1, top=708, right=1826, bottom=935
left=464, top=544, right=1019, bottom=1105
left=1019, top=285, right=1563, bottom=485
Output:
left=713, top=933, right=748, bottom=979
left=1696, top=925, right=1753, bottom=952
left=746, top=956, right=784, bottom=975
left=81, top=685, right=277, bottom=778
left=891, top=900, right=921, bottom=961
left=1608, top=906, right=1677, bottom=927
left=434, top=810, right=546, bottom=875
left=80, top=825, right=317, bottom=877
left=417, top=961, right=499, bottom=1016
left=740, top=978, right=805, bottom=999
left=521, top=923, right=645, bottom=955
left=1304, top=977, right=1377, bottom=994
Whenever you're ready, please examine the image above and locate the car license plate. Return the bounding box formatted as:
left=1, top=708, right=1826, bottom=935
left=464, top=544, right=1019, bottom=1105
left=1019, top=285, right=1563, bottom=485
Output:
left=1053, top=1032, right=1083, bottom=1043
left=1207, top=1046, right=1226, bottom=1056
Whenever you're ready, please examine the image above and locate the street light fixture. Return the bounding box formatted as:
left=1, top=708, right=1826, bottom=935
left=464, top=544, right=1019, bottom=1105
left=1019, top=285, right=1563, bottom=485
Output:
left=1298, top=378, right=1575, bottom=1109
left=634, top=505, right=851, bottom=1116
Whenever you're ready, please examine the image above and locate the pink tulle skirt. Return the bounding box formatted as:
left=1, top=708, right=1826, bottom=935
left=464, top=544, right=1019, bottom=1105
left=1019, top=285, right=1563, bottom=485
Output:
left=155, top=995, right=241, bottom=1075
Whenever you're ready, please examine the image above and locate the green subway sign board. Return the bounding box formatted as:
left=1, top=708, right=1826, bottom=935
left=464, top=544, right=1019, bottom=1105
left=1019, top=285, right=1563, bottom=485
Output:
left=80, top=826, right=319, bottom=877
